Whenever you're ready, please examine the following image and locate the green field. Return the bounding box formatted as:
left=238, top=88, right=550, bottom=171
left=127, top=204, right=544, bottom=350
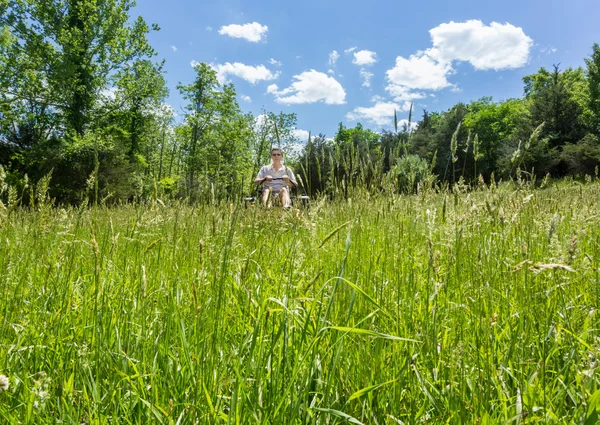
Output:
left=1, top=183, right=599, bottom=424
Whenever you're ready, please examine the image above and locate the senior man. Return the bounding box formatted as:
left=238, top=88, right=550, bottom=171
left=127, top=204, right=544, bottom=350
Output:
left=254, top=147, right=298, bottom=208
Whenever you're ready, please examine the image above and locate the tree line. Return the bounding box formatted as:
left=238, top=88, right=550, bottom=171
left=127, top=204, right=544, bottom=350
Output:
left=298, top=52, right=600, bottom=197
left=1, top=0, right=599, bottom=204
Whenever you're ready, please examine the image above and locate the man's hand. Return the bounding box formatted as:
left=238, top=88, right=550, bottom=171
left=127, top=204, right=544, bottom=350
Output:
left=282, top=175, right=289, bottom=184
left=265, top=175, right=273, bottom=182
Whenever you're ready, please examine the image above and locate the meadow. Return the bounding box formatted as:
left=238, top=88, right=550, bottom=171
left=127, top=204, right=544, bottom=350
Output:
left=0, top=181, right=599, bottom=424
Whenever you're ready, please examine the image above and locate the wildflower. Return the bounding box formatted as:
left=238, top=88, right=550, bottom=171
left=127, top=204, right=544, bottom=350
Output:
left=0, top=374, right=8, bottom=392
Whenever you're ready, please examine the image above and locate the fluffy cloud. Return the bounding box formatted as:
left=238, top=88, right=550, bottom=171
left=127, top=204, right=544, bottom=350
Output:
left=397, top=119, right=418, bottom=131
left=211, top=62, right=279, bottom=85
left=241, top=95, right=252, bottom=102
left=329, top=50, right=340, bottom=66
left=353, top=50, right=377, bottom=66
left=344, top=46, right=357, bottom=54
left=267, top=70, right=346, bottom=105
left=218, top=22, right=268, bottom=42
left=360, top=69, right=374, bottom=88
left=386, top=53, right=452, bottom=92
left=385, top=20, right=532, bottom=101
left=387, top=86, right=427, bottom=102
left=170, top=45, right=177, bottom=52
left=293, top=129, right=310, bottom=142
left=269, top=58, right=282, bottom=66
left=427, top=20, right=533, bottom=70
left=347, top=101, right=411, bottom=126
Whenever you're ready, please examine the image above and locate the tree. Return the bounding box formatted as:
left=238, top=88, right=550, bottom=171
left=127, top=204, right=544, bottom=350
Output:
left=296, top=133, right=332, bottom=196
left=177, top=62, right=254, bottom=200
left=523, top=66, right=587, bottom=149
left=421, top=103, right=468, bottom=182
left=332, top=123, right=381, bottom=195
left=103, top=59, right=168, bottom=160
left=177, top=62, right=223, bottom=194
left=0, top=0, right=158, bottom=136
left=585, top=43, right=600, bottom=136
left=463, top=97, right=528, bottom=179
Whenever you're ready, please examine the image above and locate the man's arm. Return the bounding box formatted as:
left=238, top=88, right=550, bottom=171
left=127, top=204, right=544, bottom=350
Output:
left=284, top=168, right=298, bottom=187
left=255, top=166, right=272, bottom=184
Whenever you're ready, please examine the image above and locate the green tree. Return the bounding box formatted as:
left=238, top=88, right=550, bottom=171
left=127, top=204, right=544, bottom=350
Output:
left=0, top=0, right=157, bottom=136
left=177, top=62, right=253, bottom=200
left=177, top=62, right=222, bottom=194
left=463, top=97, right=528, bottom=179
left=97, top=59, right=168, bottom=167
left=332, top=123, right=381, bottom=196
left=296, top=133, right=332, bottom=196
left=523, top=66, right=587, bottom=149
left=585, top=43, right=600, bottom=136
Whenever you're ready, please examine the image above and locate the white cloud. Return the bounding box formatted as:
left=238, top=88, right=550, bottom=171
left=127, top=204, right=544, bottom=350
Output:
left=397, top=119, right=418, bottom=131
left=384, top=20, right=532, bottom=101
left=360, top=69, right=374, bottom=88
left=427, top=20, right=533, bottom=70
left=344, top=46, right=357, bottom=54
left=540, top=46, right=557, bottom=55
left=269, top=58, right=282, bottom=66
left=386, top=53, right=452, bottom=92
left=241, top=95, right=252, bottom=102
left=353, top=50, right=377, bottom=66
left=170, top=45, right=177, bottom=52
left=293, top=129, right=310, bottom=142
left=327, top=69, right=335, bottom=75
left=211, top=62, right=279, bottom=85
left=329, top=50, right=340, bottom=66
left=268, top=70, right=346, bottom=105
left=284, top=142, right=305, bottom=158
left=266, top=84, right=279, bottom=94
left=206, top=26, right=213, bottom=32
left=346, top=101, right=411, bottom=126
left=386, top=85, right=427, bottom=102
left=218, top=22, right=268, bottom=42
left=190, top=60, right=200, bottom=68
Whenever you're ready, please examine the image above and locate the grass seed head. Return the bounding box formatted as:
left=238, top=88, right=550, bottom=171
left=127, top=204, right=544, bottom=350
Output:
left=0, top=375, right=8, bottom=392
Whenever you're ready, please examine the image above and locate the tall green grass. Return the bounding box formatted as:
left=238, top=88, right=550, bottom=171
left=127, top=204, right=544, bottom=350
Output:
left=0, top=181, right=599, bottom=424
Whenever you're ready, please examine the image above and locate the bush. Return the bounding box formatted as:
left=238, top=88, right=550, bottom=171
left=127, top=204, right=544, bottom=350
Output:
left=392, top=154, right=436, bottom=194
left=50, top=132, right=139, bottom=204
left=561, top=134, right=600, bottom=176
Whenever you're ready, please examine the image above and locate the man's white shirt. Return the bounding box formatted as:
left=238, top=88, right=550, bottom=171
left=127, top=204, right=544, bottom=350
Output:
left=257, top=164, right=297, bottom=193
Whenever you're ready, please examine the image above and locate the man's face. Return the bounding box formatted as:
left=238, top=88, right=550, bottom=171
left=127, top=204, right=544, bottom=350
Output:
left=272, top=151, right=282, bottom=160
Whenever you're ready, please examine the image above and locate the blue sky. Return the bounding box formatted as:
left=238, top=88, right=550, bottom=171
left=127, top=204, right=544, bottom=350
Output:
left=133, top=0, right=600, bottom=141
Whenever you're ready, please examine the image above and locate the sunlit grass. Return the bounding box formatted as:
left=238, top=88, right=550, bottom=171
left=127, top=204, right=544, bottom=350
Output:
left=0, top=182, right=599, bottom=424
